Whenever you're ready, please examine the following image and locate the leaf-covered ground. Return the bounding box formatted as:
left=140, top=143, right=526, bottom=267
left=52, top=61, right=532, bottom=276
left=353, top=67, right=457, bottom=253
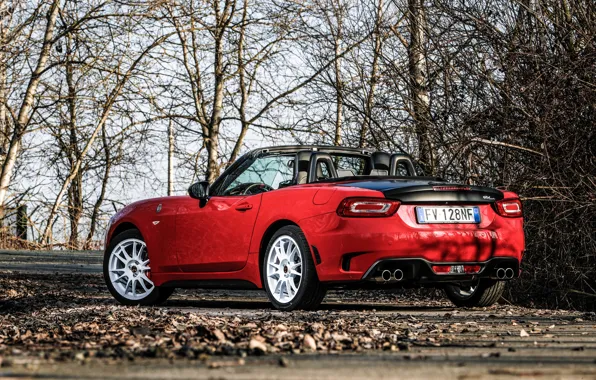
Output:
left=2, top=271, right=595, bottom=375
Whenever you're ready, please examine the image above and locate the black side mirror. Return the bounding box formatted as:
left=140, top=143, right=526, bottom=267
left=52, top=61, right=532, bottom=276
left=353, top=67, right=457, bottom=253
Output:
left=188, top=181, right=210, bottom=200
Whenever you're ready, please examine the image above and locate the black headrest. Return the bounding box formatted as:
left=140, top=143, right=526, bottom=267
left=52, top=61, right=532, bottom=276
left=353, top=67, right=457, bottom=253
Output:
left=296, top=151, right=311, bottom=171
left=372, top=152, right=391, bottom=171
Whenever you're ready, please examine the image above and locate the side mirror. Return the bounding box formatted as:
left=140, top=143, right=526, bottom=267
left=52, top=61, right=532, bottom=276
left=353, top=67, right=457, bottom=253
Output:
left=188, top=181, right=210, bottom=200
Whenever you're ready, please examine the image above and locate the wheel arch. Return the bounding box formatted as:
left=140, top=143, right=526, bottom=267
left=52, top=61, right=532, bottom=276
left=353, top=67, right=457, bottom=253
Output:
left=259, top=219, right=319, bottom=285
left=109, top=222, right=141, bottom=244
left=259, top=219, right=297, bottom=266
left=258, top=219, right=323, bottom=283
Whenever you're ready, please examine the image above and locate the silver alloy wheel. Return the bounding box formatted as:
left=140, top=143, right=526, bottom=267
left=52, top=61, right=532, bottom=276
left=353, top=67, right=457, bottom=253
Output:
left=108, top=238, right=154, bottom=300
left=266, top=235, right=303, bottom=303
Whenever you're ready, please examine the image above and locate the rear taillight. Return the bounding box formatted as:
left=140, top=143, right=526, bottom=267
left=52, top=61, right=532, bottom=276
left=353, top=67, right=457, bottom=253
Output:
left=337, top=198, right=400, bottom=217
left=494, top=198, right=523, bottom=218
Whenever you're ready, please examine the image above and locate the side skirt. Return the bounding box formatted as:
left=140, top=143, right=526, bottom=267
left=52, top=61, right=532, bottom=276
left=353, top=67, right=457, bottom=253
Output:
left=160, top=279, right=259, bottom=290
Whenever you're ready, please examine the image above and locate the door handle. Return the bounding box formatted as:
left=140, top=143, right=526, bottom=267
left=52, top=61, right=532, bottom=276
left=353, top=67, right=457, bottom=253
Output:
left=235, top=202, right=253, bottom=211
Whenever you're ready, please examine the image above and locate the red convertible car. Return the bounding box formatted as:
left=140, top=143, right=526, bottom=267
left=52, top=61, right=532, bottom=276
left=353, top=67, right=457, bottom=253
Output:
left=103, top=145, right=524, bottom=311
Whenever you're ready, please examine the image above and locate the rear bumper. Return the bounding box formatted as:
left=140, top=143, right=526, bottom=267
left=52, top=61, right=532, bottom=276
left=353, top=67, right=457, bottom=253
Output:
left=299, top=210, right=524, bottom=283
left=361, top=257, right=520, bottom=283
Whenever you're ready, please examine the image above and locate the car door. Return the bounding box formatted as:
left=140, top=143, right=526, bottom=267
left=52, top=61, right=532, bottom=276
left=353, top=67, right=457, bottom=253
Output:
left=175, top=154, right=294, bottom=272
left=175, top=194, right=262, bottom=272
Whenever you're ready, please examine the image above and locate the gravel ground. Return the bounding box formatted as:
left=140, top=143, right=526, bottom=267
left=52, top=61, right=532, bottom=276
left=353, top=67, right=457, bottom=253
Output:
left=1, top=250, right=595, bottom=379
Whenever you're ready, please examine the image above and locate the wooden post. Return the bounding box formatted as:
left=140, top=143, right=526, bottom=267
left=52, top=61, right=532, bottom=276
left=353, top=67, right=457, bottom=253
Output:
left=16, top=204, right=27, bottom=240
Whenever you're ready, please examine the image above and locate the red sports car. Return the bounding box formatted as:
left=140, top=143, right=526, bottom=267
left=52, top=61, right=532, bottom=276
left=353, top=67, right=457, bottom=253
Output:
left=103, top=145, right=524, bottom=311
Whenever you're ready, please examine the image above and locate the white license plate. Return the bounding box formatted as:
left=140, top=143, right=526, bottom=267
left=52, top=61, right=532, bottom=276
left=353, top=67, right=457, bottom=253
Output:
left=416, top=206, right=480, bottom=224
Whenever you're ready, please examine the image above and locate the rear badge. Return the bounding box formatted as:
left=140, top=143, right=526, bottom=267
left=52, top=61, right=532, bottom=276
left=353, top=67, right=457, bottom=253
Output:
left=152, top=221, right=160, bottom=225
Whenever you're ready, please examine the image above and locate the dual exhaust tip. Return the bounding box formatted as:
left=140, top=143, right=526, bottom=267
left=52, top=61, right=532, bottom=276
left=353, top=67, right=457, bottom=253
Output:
left=496, top=267, right=515, bottom=280
left=381, top=269, right=404, bottom=282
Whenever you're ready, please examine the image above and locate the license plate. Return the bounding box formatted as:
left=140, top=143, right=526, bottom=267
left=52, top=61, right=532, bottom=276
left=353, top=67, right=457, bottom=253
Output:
left=416, top=206, right=480, bottom=224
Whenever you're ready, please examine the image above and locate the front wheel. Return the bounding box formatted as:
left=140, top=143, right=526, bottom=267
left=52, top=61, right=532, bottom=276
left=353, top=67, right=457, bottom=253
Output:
left=104, top=229, right=173, bottom=306
left=262, top=226, right=326, bottom=311
left=444, top=279, right=505, bottom=307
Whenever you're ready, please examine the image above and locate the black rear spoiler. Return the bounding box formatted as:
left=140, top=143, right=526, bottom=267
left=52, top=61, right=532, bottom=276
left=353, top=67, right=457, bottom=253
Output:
left=316, top=175, right=444, bottom=184
left=383, top=184, right=504, bottom=204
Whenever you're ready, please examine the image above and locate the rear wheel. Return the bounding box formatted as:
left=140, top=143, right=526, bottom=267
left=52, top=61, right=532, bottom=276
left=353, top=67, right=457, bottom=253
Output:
left=262, top=226, right=326, bottom=311
left=104, top=229, right=173, bottom=306
left=444, top=279, right=505, bottom=307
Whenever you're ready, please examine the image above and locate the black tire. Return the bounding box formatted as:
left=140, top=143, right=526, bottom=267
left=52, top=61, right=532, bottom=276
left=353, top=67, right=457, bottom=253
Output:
left=103, top=229, right=174, bottom=306
left=444, top=279, right=505, bottom=307
left=301, top=282, right=328, bottom=311
left=262, top=225, right=327, bottom=311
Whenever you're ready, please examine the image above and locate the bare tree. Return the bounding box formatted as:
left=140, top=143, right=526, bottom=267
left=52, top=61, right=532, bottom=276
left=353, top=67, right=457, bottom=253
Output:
left=158, top=0, right=370, bottom=180
left=41, top=31, right=172, bottom=242
left=0, top=0, right=60, bottom=210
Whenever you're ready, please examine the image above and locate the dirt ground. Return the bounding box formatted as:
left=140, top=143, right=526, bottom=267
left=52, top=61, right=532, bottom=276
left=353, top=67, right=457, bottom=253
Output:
left=1, top=250, right=595, bottom=379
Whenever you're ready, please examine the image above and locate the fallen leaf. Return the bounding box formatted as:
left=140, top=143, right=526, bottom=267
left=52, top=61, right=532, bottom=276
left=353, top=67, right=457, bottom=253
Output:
left=213, top=329, right=226, bottom=342
left=249, top=338, right=267, bottom=353
left=303, top=334, right=317, bottom=351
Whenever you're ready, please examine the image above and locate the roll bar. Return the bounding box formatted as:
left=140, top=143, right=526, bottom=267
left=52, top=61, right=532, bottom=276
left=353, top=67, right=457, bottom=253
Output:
left=389, top=154, right=416, bottom=176
left=308, top=152, right=338, bottom=182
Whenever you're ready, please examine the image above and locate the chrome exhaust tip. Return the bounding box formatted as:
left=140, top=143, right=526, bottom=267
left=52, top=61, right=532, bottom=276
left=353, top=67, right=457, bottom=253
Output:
left=505, top=268, right=514, bottom=279
left=393, top=269, right=404, bottom=281
left=496, top=268, right=505, bottom=279
left=381, top=270, right=392, bottom=282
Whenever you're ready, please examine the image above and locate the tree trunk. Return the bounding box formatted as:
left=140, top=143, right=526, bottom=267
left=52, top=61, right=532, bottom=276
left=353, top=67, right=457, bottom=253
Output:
left=206, top=30, right=225, bottom=182
left=84, top=125, right=112, bottom=249
left=333, top=12, right=343, bottom=146
left=167, top=119, right=174, bottom=196
left=359, top=0, right=383, bottom=148
left=67, top=173, right=83, bottom=249
left=16, top=204, right=27, bottom=240
left=65, top=33, right=83, bottom=249
left=229, top=0, right=250, bottom=165
left=0, top=51, right=7, bottom=221
left=0, top=51, right=7, bottom=155
left=407, top=0, right=434, bottom=173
